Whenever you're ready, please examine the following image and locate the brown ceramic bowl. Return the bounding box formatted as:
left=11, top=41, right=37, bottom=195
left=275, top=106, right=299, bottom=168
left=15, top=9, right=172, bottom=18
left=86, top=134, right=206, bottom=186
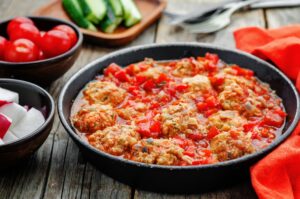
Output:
left=0, top=78, right=55, bottom=169
left=0, top=16, right=83, bottom=85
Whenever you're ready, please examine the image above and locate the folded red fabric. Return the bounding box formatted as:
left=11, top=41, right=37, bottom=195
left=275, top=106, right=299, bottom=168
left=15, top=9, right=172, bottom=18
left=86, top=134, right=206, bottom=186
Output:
left=234, top=25, right=300, bottom=91
left=234, top=25, right=300, bottom=199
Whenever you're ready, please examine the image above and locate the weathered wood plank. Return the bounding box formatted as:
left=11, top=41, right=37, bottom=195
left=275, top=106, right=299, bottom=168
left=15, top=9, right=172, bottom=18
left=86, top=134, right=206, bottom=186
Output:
left=265, top=7, right=300, bottom=28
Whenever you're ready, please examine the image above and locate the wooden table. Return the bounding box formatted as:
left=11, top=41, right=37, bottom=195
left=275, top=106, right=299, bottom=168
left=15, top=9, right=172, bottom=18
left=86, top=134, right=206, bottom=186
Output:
left=0, top=0, right=299, bottom=198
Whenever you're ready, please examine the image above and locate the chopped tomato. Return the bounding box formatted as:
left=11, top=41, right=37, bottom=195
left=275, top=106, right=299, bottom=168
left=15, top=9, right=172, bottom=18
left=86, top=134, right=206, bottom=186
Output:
left=243, top=121, right=259, bottom=132
left=125, top=64, right=136, bottom=76
left=183, top=151, right=195, bottom=157
left=205, top=53, right=219, bottom=64
left=192, top=159, right=209, bottom=165
left=175, top=84, right=188, bottom=92
left=143, top=79, right=155, bottom=91
left=204, top=108, right=218, bottom=117
left=128, top=86, right=139, bottom=96
left=210, top=76, right=225, bottom=86
left=186, top=132, right=203, bottom=141
left=231, top=65, right=254, bottom=77
left=262, top=111, right=284, bottom=127
left=230, top=131, right=240, bottom=139
left=104, top=63, right=122, bottom=76
left=156, top=73, right=169, bottom=84
left=207, top=126, right=219, bottom=140
left=135, top=75, right=147, bottom=85
left=114, top=70, right=130, bottom=82
left=149, top=121, right=161, bottom=133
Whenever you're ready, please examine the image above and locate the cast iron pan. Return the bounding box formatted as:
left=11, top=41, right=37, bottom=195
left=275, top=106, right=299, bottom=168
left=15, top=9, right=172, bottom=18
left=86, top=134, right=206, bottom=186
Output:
left=58, top=43, right=300, bottom=193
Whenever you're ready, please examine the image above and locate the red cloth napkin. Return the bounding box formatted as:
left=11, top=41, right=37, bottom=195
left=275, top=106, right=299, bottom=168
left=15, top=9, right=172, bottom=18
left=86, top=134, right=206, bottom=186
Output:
left=234, top=25, right=300, bottom=199
left=234, top=25, right=300, bottom=91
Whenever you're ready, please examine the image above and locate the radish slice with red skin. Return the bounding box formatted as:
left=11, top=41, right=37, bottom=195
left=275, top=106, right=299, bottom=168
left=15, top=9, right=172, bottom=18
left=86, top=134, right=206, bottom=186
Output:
left=3, top=130, right=18, bottom=143
left=0, top=113, right=12, bottom=139
left=0, top=103, right=27, bottom=127
left=0, top=87, right=19, bottom=104
left=0, top=139, right=4, bottom=145
left=11, top=108, right=45, bottom=138
left=0, top=100, right=11, bottom=107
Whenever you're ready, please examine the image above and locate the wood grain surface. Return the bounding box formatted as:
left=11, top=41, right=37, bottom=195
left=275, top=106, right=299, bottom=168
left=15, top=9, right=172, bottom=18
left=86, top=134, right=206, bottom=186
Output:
left=0, top=0, right=299, bottom=198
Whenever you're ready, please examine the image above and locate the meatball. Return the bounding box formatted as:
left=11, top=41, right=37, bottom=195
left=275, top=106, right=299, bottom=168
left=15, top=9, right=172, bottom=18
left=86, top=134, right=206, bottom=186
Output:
left=172, top=58, right=203, bottom=77
left=88, top=125, right=140, bottom=156
left=210, top=131, right=255, bottom=161
left=157, top=102, right=205, bottom=137
left=72, top=104, right=116, bottom=133
left=208, top=110, right=246, bottom=131
left=183, top=75, right=212, bottom=92
left=83, top=81, right=126, bottom=107
left=130, top=138, right=184, bottom=165
left=218, top=80, right=264, bottom=116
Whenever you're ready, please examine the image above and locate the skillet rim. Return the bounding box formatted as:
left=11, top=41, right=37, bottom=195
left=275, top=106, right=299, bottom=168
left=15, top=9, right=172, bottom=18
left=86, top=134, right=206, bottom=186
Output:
left=58, top=42, right=300, bottom=170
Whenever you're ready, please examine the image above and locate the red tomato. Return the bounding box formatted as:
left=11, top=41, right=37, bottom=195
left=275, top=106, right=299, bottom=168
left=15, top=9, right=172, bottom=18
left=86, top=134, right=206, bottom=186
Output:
left=53, top=25, right=77, bottom=46
left=149, top=121, right=161, bottom=133
left=175, top=84, right=188, bottom=92
left=9, top=23, right=41, bottom=45
left=40, top=30, right=71, bottom=58
left=4, top=39, right=39, bottom=62
left=207, top=126, right=219, bottom=140
left=7, top=17, right=34, bottom=36
left=0, top=36, right=8, bottom=59
left=231, top=65, right=254, bottom=77
left=143, top=79, right=155, bottom=91
left=186, top=132, right=203, bottom=141
left=104, top=63, right=122, bottom=76
left=262, top=111, right=284, bottom=127
left=114, top=70, right=129, bottom=82
left=205, top=52, right=219, bottom=64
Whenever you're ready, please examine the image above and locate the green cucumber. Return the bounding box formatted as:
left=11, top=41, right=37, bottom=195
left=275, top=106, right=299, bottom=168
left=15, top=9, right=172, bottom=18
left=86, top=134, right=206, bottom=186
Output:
left=78, top=0, right=107, bottom=24
left=107, top=0, right=123, bottom=17
left=62, top=0, right=97, bottom=31
left=101, top=1, right=122, bottom=33
left=119, top=0, right=142, bottom=27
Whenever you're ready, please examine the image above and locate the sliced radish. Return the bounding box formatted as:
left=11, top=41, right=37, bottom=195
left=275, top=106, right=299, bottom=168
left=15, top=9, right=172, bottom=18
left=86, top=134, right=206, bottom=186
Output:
left=0, top=87, right=19, bottom=104
left=3, top=130, right=18, bottom=143
left=0, top=113, right=12, bottom=139
left=0, top=102, right=27, bottom=127
left=0, top=139, right=4, bottom=145
left=11, top=108, right=45, bottom=138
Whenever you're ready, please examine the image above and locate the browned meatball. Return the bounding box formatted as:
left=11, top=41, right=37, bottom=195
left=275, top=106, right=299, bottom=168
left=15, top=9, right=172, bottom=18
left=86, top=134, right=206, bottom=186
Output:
left=83, top=81, right=126, bottom=107
left=130, top=138, right=184, bottom=165
left=208, top=110, right=246, bottom=131
left=210, top=131, right=255, bottom=161
left=156, top=102, right=205, bottom=137
left=88, top=125, right=140, bottom=156
left=72, top=104, right=116, bottom=134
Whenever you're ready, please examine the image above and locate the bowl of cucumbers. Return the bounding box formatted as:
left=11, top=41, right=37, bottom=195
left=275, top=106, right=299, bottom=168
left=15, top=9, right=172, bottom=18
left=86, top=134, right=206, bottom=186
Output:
left=35, top=0, right=166, bottom=46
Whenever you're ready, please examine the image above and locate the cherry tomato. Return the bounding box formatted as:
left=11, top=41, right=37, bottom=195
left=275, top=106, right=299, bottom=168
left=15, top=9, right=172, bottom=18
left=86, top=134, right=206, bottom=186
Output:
left=40, top=30, right=72, bottom=58
left=9, top=23, right=41, bottom=45
left=4, top=39, right=39, bottom=62
left=7, top=17, right=34, bottom=36
left=0, top=36, right=8, bottom=60
left=53, top=25, right=77, bottom=46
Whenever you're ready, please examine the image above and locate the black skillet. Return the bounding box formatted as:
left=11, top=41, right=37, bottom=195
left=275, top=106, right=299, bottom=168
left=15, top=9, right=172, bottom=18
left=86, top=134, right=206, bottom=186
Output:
left=58, top=43, right=300, bottom=193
